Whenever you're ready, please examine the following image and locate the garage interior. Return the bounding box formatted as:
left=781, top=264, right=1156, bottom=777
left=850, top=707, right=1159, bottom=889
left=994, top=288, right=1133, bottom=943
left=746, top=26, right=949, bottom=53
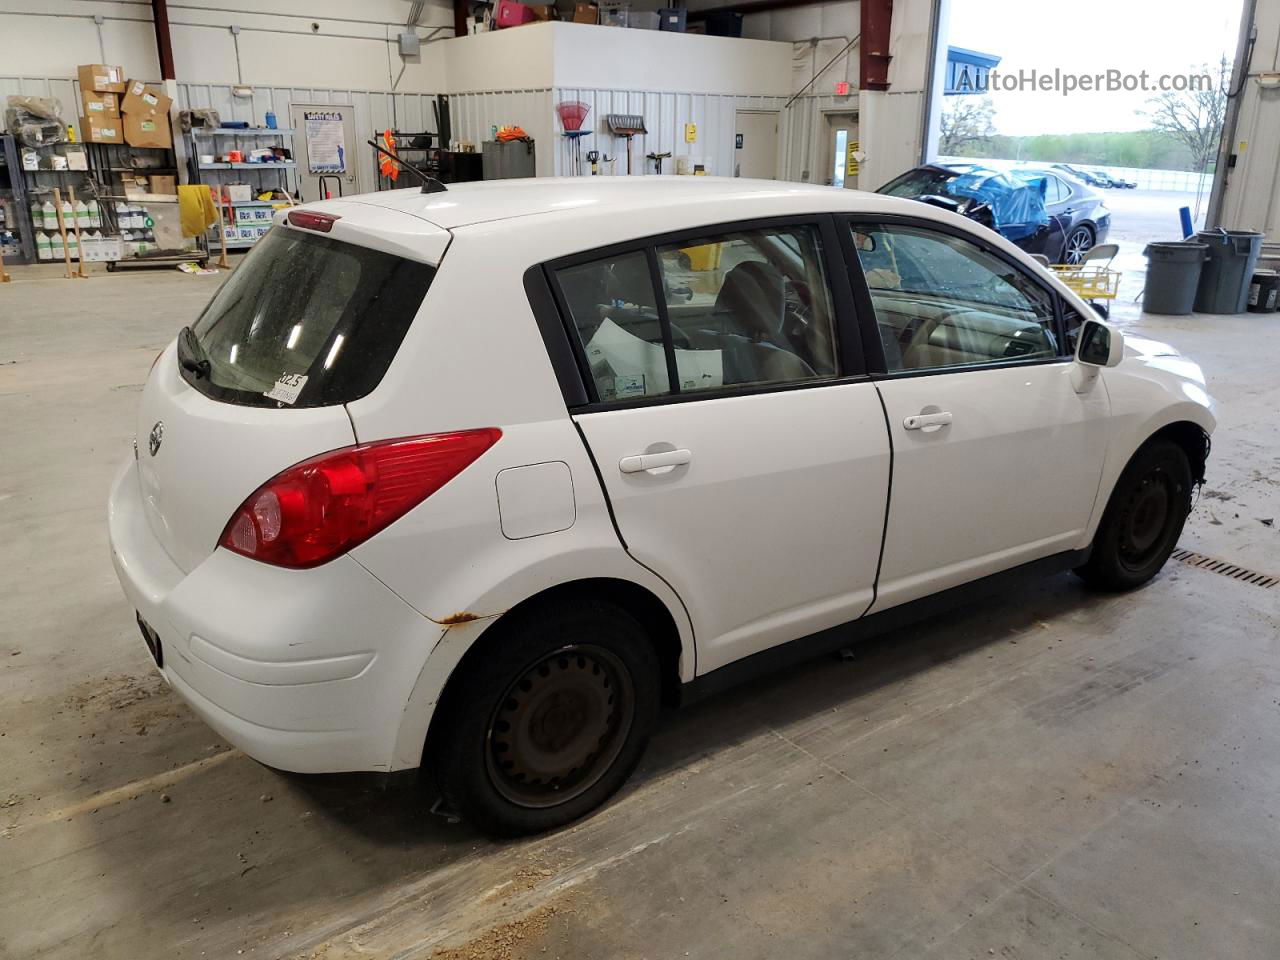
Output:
left=3, top=1, right=1280, bottom=958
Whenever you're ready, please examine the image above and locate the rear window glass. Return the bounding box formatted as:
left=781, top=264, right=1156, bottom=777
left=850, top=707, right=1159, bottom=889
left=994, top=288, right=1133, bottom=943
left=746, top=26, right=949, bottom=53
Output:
left=181, top=228, right=435, bottom=408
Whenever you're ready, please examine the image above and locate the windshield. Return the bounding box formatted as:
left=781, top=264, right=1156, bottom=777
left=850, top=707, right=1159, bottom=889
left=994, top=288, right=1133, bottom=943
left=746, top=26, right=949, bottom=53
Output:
left=181, top=228, right=435, bottom=408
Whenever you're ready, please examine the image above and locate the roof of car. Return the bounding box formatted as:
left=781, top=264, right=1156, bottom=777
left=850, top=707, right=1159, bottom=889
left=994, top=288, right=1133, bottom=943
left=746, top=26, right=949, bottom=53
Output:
left=329, top=176, right=887, bottom=230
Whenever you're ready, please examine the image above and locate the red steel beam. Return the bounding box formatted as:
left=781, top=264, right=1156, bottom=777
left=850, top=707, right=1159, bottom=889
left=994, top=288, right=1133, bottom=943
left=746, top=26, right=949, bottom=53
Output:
left=860, top=0, right=893, bottom=90
left=152, top=0, right=175, bottom=80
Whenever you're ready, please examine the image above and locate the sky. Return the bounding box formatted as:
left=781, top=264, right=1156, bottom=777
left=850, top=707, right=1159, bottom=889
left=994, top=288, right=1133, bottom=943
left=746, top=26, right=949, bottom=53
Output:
left=945, top=0, right=1245, bottom=136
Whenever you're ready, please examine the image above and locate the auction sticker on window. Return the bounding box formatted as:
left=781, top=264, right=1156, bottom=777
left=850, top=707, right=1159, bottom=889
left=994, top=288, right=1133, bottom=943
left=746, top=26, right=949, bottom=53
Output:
left=265, top=373, right=308, bottom=405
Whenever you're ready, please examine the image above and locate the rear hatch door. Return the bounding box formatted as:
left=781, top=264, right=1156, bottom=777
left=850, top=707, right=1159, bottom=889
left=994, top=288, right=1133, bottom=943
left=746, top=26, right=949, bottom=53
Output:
left=136, top=205, right=445, bottom=574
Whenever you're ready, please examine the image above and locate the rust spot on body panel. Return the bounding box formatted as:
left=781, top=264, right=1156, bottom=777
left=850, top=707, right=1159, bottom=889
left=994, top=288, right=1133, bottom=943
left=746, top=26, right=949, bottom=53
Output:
left=438, top=611, right=483, bottom=626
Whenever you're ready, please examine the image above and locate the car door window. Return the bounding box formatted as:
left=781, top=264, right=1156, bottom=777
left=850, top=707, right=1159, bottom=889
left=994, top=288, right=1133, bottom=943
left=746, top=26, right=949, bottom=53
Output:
left=556, top=250, right=673, bottom=403
left=850, top=221, right=1059, bottom=372
left=555, top=224, right=839, bottom=403
left=656, top=224, right=838, bottom=391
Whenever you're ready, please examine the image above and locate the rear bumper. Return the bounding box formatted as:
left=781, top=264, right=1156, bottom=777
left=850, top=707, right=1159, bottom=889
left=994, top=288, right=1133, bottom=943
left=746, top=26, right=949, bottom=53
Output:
left=108, top=457, right=447, bottom=773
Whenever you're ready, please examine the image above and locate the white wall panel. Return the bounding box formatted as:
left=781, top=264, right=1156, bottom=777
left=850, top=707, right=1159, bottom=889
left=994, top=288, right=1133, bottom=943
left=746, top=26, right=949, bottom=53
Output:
left=546, top=88, right=794, bottom=179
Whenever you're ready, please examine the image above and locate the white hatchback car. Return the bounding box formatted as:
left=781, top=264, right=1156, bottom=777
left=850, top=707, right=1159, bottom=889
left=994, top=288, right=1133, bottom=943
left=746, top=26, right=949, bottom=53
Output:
left=109, top=178, right=1214, bottom=835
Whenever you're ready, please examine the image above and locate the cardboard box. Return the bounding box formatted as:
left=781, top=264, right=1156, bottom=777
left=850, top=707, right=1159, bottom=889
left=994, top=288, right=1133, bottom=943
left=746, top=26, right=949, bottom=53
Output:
left=226, top=184, right=253, bottom=203
left=81, top=90, right=121, bottom=118
left=77, top=63, right=127, bottom=94
left=65, top=148, right=89, bottom=171
left=121, top=80, right=173, bottom=117
left=528, top=3, right=558, bottom=19
left=81, top=115, right=124, bottom=144
left=81, top=235, right=124, bottom=262
left=148, top=175, right=177, bottom=195
left=573, top=2, right=599, bottom=21
left=123, top=113, right=172, bottom=149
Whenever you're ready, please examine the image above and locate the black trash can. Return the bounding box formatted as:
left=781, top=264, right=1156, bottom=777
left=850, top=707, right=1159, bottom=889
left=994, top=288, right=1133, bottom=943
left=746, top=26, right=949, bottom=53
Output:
left=1143, top=241, right=1208, bottom=315
left=1194, top=229, right=1264, bottom=314
left=1247, top=269, right=1279, bottom=313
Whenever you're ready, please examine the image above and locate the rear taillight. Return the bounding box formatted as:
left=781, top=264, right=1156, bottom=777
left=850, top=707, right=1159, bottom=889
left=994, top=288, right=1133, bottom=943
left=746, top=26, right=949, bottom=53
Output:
left=219, top=429, right=501, bottom=569
left=287, top=210, right=340, bottom=233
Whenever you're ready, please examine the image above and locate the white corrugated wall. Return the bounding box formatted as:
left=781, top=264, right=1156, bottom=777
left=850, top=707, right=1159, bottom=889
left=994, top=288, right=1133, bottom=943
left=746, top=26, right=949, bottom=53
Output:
left=5, top=73, right=843, bottom=187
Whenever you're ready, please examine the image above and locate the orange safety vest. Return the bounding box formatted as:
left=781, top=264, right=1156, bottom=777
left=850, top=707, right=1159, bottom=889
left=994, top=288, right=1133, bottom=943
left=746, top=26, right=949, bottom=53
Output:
left=379, top=129, right=399, bottom=182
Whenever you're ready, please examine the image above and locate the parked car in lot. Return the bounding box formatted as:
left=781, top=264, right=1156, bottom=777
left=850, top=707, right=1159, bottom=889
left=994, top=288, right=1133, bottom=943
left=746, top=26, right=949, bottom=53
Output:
left=878, top=162, right=1111, bottom=264
left=1013, top=165, right=1114, bottom=264
left=109, top=178, right=1214, bottom=835
left=1051, top=163, right=1107, bottom=187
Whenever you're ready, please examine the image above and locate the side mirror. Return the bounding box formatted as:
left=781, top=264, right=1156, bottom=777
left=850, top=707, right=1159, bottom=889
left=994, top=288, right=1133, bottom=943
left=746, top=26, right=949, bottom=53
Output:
left=1076, top=318, right=1123, bottom=368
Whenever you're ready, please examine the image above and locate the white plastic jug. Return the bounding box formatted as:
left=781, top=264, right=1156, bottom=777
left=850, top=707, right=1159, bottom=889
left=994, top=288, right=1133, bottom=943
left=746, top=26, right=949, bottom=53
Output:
left=36, top=231, right=52, bottom=260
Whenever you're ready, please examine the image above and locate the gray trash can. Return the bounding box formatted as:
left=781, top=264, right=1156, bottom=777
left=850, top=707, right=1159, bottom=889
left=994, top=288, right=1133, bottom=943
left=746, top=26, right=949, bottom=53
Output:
left=1143, top=241, right=1208, bottom=315
left=1194, top=229, right=1264, bottom=314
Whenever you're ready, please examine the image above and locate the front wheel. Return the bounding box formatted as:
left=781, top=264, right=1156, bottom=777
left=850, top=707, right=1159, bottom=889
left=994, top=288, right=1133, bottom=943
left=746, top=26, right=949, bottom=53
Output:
left=431, top=600, right=661, bottom=837
left=1076, top=440, right=1192, bottom=591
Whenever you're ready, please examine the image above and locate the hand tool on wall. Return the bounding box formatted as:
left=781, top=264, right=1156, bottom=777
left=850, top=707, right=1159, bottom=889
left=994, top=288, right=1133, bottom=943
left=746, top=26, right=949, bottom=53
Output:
left=647, top=151, right=672, bottom=175
left=605, top=114, right=646, bottom=175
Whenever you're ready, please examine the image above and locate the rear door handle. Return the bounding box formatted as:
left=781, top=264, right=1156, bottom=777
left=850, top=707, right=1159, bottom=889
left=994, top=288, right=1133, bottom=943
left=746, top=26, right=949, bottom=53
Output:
left=903, top=412, right=953, bottom=432
left=619, top=449, right=692, bottom=474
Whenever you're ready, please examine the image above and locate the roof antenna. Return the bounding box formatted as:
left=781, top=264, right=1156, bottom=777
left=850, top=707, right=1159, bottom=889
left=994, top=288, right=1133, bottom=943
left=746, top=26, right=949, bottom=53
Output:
left=366, top=138, right=448, bottom=194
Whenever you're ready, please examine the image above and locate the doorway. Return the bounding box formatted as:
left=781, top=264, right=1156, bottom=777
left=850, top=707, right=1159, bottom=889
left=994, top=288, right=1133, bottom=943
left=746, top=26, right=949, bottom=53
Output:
left=824, top=112, right=860, bottom=189
left=289, top=104, right=359, bottom=203
left=734, top=111, right=779, bottom=179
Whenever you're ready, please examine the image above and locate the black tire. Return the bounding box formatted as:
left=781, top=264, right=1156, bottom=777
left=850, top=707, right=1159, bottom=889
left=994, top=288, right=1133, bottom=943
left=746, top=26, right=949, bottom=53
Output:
left=431, top=599, right=661, bottom=837
left=1076, top=439, right=1192, bottom=591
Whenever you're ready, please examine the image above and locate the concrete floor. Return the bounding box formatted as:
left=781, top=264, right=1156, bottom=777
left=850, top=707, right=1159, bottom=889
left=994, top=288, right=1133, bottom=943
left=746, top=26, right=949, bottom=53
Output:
left=1, top=263, right=1278, bottom=960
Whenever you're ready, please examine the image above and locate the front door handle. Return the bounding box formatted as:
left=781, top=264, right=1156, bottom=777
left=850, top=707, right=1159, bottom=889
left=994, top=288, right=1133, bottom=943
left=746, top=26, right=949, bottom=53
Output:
left=619, top=449, right=692, bottom=474
left=903, top=412, right=953, bottom=432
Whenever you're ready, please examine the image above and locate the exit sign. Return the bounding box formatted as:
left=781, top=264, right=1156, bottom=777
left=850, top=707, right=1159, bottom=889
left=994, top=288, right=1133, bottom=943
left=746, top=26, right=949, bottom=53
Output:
left=835, top=81, right=851, bottom=96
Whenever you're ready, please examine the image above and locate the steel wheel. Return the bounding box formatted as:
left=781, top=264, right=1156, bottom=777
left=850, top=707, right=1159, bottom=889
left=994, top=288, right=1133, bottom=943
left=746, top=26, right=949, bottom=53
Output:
left=1064, top=227, right=1094, bottom=265
left=1116, top=467, right=1177, bottom=572
left=484, top=644, right=636, bottom=809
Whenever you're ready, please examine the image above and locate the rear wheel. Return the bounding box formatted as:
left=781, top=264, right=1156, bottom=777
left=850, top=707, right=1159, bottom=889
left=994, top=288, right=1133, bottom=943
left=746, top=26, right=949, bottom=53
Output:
left=432, top=600, right=661, bottom=837
left=1063, top=224, right=1095, bottom=265
left=1076, top=440, right=1192, bottom=591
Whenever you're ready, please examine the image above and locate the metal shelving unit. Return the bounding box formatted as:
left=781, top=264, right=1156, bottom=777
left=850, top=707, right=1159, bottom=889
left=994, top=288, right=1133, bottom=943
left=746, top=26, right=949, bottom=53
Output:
left=189, top=126, right=298, bottom=252
left=0, top=135, right=36, bottom=264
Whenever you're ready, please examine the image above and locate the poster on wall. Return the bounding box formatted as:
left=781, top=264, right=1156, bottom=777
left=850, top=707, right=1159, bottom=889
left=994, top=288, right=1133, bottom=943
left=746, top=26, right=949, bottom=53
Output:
left=304, top=111, right=346, bottom=173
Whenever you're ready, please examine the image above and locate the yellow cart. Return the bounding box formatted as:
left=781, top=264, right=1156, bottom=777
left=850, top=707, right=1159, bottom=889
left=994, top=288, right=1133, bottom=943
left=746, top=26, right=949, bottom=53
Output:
left=1051, top=246, right=1121, bottom=317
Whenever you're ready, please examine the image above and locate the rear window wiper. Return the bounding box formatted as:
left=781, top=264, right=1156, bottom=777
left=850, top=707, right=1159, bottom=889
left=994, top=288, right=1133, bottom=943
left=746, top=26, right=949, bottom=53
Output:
left=178, top=325, right=211, bottom=379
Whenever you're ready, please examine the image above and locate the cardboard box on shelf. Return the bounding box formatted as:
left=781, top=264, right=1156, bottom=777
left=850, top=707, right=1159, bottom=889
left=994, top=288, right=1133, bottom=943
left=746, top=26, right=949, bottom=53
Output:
left=121, top=80, right=173, bottom=117
left=81, top=115, right=124, bottom=144
left=528, top=4, right=558, bottom=19
left=80, top=90, right=120, bottom=118
left=149, top=175, right=177, bottom=195
left=77, top=63, right=127, bottom=94
left=226, top=184, right=253, bottom=203
left=123, top=113, right=172, bottom=149
left=573, top=2, right=599, bottom=21
left=65, top=148, right=89, bottom=171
